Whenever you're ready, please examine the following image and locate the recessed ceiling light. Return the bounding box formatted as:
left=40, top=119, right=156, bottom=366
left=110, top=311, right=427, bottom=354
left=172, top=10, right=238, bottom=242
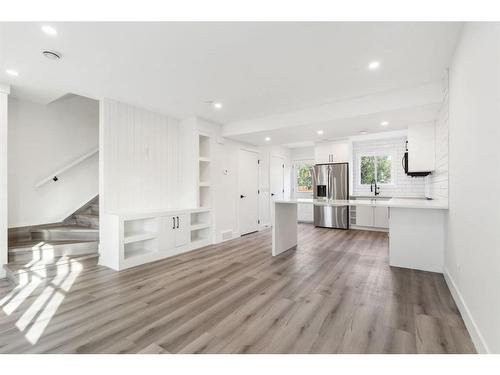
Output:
left=265, top=137, right=271, bottom=142
left=206, top=100, right=223, bottom=110
left=42, top=50, right=62, bottom=60
left=317, top=130, right=324, bottom=135
left=381, top=121, right=389, bottom=126
left=359, top=131, right=368, bottom=135
left=41, top=25, right=57, bottom=36
left=368, top=61, right=380, bottom=70
left=5, top=69, right=18, bottom=77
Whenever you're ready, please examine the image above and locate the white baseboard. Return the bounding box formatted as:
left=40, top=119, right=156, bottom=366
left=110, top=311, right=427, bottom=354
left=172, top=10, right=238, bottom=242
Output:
left=444, top=267, right=490, bottom=354
left=350, top=225, right=388, bottom=233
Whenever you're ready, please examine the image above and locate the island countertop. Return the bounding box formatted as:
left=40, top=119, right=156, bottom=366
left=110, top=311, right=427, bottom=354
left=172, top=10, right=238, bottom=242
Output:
left=275, top=197, right=448, bottom=210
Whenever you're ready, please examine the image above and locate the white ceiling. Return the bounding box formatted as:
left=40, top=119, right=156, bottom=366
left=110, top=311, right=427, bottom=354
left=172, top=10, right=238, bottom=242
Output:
left=229, top=103, right=441, bottom=147
left=1, top=22, right=462, bottom=131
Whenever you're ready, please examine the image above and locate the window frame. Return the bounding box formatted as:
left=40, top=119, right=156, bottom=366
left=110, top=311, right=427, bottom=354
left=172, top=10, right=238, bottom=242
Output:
left=357, top=151, right=396, bottom=187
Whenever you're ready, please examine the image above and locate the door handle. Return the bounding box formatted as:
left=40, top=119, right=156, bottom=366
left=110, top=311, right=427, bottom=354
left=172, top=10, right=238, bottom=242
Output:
left=176, top=216, right=179, bottom=229
left=271, top=193, right=275, bottom=196
left=240, top=195, right=246, bottom=198
left=172, top=217, right=175, bottom=229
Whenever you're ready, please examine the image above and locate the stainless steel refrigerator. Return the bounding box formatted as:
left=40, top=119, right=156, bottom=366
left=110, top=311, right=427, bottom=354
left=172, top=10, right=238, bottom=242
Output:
left=312, top=162, right=349, bottom=229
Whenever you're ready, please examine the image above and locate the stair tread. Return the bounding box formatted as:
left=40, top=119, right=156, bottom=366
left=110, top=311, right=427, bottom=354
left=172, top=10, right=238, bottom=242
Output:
left=30, top=225, right=98, bottom=233
left=8, top=239, right=98, bottom=252
left=5, top=253, right=99, bottom=273
left=75, top=213, right=99, bottom=218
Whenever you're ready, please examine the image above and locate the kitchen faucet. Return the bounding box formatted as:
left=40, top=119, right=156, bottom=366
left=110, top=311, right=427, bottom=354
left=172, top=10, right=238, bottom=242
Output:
left=371, top=179, right=380, bottom=196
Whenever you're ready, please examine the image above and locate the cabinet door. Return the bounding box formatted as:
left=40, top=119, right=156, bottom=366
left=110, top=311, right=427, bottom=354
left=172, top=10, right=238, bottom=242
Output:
left=175, top=214, right=189, bottom=248
left=159, top=216, right=176, bottom=252
left=356, top=206, right=374, bottom=227
left=407, top=123, right=435, bottom=172
left=314, top=143, right=331, bottom=164
left=373, top=207, right=389, bottom=228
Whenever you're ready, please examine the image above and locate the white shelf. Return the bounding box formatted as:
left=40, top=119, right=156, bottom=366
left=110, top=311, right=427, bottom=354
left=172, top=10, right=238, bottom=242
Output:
left=199, top=181, right=210, bottom=187
left=124, top=231, right=157, bottom=244
left=124, top=248, right=154, bottom=259
left=199, top=157, right=210, bottom=162
left=190, top=223, right=210, bottom=231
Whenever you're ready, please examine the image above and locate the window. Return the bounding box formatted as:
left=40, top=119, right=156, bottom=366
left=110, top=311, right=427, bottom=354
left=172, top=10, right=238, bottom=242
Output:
left=295, top=162, right=313, bottom=193
left=359, top=154, right=393, bottom=185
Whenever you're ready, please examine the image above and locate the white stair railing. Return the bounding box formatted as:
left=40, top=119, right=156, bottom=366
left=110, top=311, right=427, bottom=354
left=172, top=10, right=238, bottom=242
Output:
left=35, top=147, right=98, bottom=188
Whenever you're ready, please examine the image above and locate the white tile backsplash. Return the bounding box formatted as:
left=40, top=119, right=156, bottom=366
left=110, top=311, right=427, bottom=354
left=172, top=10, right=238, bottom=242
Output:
left=426, top=94, right=449, bottom=200
left=352, top=137, right=427, bottom=197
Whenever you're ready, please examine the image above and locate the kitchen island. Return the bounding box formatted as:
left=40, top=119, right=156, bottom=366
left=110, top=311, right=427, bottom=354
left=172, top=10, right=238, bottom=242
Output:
left=272, top=198, right=448, bottom=273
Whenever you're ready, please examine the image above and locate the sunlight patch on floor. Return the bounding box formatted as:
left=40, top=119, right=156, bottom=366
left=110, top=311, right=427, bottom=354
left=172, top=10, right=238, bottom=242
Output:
left=1, top=260, right=83, bottom=345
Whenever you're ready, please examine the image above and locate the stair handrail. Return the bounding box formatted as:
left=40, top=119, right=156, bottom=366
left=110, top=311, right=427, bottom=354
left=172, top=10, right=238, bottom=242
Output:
left=35, top=147, right=99, bottom=188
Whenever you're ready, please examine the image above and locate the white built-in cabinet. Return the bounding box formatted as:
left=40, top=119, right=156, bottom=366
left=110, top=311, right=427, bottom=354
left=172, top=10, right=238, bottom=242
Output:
left=354, top=206, right=389, bottom=229
left=100, top=208, right=212, bottom=271
left=314, top=141, right=349, bottom=164
left=407, top=123, right=435, bottom=172
left=161, top=214, right=189, bottom=249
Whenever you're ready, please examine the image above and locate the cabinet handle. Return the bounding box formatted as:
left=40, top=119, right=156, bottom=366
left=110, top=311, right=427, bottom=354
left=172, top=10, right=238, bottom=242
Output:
left=176, top=216, right=179, bottom=229
left=172, top=217, right=175, bottom=229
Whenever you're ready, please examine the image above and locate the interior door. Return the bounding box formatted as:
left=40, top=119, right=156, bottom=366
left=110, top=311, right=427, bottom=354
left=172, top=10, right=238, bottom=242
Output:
left=270, top=156, right=284, bottom=201
left=238, top=149, right=259, bottom=235
left=175, top=214, right=189, bottom=247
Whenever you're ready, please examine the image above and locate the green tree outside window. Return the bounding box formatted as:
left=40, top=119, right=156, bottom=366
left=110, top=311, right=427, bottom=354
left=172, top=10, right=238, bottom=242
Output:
left=360, top=155, right=392, bottom=184
left=297, top=164, right=313, bottom=192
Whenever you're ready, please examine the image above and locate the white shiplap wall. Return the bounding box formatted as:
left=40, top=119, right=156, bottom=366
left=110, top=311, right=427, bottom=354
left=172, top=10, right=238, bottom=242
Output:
left=352, top=137, right=426, bottom=197
left=100, top=99, right=180, bottom=214
left=426, top=95, right=449, bottom=200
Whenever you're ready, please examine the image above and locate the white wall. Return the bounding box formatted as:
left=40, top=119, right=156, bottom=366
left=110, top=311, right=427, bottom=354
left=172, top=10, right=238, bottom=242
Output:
left=351, top=136, right=426, bottom=197
left=99, top=98, right=179, bottom=214
left=8, top=95, right=99, bottom=227
left=0, top=84, right=9, bottom=279
left=445, top=23, right=500, bottom=354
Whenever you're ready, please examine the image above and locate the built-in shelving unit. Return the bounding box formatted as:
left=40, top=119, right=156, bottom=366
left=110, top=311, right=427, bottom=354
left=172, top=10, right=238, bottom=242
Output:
left=100, top=207, right=212, bottom=271
left=123, top=217, right=159, bottom=259
left=199, top=134, right=211, bottom=209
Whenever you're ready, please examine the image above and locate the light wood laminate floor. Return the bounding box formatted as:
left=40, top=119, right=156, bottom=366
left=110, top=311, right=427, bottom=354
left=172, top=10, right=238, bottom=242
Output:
left=0, top=224, right=475, bottom=354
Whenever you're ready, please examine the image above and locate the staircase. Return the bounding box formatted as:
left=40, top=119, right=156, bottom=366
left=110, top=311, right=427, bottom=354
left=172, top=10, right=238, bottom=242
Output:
left=4, top=196, right=100, bottom=286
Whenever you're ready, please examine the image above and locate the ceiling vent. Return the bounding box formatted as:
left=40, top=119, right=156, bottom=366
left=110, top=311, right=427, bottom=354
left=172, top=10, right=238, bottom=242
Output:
left=42, top=50, right=62, bottom=60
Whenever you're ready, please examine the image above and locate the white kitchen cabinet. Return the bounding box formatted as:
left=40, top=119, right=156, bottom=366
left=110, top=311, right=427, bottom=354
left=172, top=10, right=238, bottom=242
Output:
left=407, top=123, right=435, bottom=172
left=314, top=141, right=350, bottom=164
left=354, top=205, right=389, bottom=229
left=355, top=206, right=374, bottom=227
left=373, top=206, right=389, bottom=228
left=297, top=202, right=313, bottom=222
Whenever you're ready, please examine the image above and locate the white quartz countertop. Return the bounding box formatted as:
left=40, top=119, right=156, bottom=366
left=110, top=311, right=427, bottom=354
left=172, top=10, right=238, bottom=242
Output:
left=276, top=198, right=448, bottom=210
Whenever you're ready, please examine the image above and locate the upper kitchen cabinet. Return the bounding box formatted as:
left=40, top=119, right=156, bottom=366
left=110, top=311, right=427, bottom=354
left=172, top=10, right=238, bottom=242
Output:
left=314, top=141, right=350, bottom=164
left=407, top=123, right=435, bottom=172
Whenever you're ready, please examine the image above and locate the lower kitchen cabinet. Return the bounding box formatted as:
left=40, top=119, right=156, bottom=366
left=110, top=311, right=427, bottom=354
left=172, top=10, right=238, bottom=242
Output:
left=355, top=206, right=374, bottom=227
left=373, top=206, right=389, bottom=228
left=354, top=205, right=389, bottom=229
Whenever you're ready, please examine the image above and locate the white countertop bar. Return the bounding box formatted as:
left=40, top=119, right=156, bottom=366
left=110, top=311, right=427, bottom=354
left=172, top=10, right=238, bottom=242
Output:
left=275, top=198, right=448, bottom=210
